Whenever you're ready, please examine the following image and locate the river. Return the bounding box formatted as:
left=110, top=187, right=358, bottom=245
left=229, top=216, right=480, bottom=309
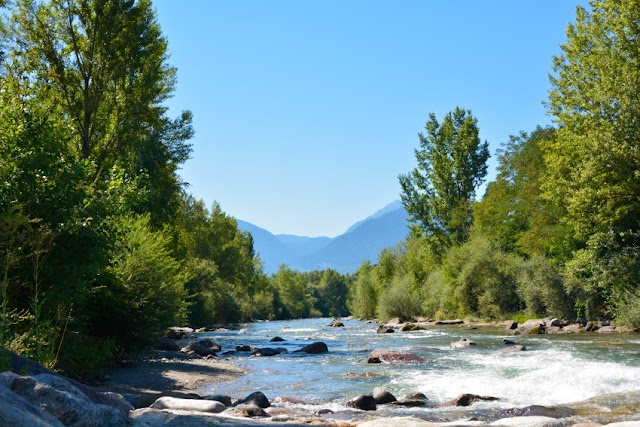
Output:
left=197, top=318, right=640, bottom=423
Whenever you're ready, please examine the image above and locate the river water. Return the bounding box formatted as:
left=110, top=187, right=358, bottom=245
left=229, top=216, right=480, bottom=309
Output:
left=198, top=318, right=640, bottom=423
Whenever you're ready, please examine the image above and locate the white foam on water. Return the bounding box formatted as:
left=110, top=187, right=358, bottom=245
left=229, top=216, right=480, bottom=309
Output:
left=395, top=347, right=640, bottom=407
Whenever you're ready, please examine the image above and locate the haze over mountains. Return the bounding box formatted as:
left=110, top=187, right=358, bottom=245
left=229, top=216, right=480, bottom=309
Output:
left=237, top=201, right=409, bottom=274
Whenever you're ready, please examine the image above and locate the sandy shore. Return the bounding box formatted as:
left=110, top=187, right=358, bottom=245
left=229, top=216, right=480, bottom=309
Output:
left=99, top=351, right=245, bottom=408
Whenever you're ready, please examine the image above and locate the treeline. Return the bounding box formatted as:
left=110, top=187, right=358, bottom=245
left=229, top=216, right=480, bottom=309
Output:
left=351, top=1, right=640, bottom=328
left=0, top=0, right=354, bottom=377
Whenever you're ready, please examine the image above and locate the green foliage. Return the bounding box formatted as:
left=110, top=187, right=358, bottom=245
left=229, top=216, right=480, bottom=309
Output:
left=348, top=262, right=377, bottom=319
left=400, top=107, right=489, bottom=255
left=545, top=0, right=640, bottom=321
left=272, top=266, right=315, bottom=319
left=440, top=235, right=522, bottom=319
left=517, top=255, right=572, bottom=318
left=108, top=215, right=187, bottom=348
left=473, top=127, right=574, bottom=260
left=375, top=274, right=421, bottom=322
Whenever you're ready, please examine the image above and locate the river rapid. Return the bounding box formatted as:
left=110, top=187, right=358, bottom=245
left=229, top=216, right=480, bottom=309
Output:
left=197, top=318, right=640, bottom=423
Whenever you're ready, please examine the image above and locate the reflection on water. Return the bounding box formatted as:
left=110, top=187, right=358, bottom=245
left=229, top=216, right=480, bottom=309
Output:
left=197, top=318, right=640, bottom=422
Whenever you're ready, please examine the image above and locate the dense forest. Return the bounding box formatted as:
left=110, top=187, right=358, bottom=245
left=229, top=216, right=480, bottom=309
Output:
left=1, top=0, right=638, bottom=378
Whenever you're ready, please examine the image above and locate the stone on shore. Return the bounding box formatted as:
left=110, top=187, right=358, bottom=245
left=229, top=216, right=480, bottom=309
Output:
left=155, top=338, right=180, bottom=351
left=435, top=319, right=464, bottom=325
left=440, top=393, right=500, bottom=407
left=372, top=387, right=397, bottom=404
left=513, top=319, right=546, bottom=335
left=346, top=394, right=377, bottom=410
left=204, top=394, right=233, bottom=406
left=182, top=339, right=221, bottom=356
left=0, top=382, right=64, bottom=427
left=151, top=396, right=226, bottom=413
left=294, top=342, right=328, bottom=354
left=367, top=349, right=426, bottom=364
left=234, top=391, right=270, bottom=408
left=0, top=371, right=128, bottom=426
left=166, top=326, right=195, bottom=340
left=490, top=416, right=564, bottom=426
left=227, top=403, right=270, bottom=417
left=450, top=338, right=477, bottom=349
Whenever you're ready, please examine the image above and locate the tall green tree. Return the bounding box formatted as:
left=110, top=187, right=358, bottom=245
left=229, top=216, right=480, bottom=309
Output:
left=399, top=107, right=489, bottom=255
left=9, top=0, right=192, bottom=226
left=545, top=0, right=640, bottom=321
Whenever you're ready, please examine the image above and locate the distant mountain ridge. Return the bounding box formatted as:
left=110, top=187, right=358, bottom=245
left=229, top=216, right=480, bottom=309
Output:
left=237, top=201, right=409, bottom=274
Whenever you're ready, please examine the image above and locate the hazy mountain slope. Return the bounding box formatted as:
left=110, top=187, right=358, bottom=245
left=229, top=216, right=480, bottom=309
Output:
left=296, top=206, right=409, bottom=273
left=237, top=201, right=409, bottom=274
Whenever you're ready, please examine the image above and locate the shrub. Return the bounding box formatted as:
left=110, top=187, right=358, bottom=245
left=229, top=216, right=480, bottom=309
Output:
left=518, top=255, right=572, bottom=318
left=376, top=274, right=421, bottom=321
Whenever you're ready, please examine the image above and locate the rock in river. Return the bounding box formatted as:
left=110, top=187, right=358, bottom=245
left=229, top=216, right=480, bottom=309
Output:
left=294, top=342, right=328, bottom=354
left=346, top=394, right=377, bottom=411
left=367, top=349, right=426, bottom=364
left=439, top=393, right=499, bottom=407
left=372, top=387, right=397, bottom=404
left=449, top=338, right=477, bottom=349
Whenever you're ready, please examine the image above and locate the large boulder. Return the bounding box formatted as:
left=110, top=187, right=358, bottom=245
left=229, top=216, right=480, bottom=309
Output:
left=376, top=325, right=396, bottom=334
left=0, top=382, right=64, bottom=426
left=150, top=396, right=226, bottom=413
left=449, top=338, right=477, bottom=349
left=439, top=393, right=500, bottom=407
left=346, top=394, right=376, bottom=411
left=0, top=372, right=128, bottom=426
left=155, top=338, right=180, bottom=352
left=367, top=349, right=426, bottom=364
left=181, top=339, right=221, bottom=356
left=294, top=342, right=328, bottom=354
left=234, top=391, right=270, bottom=408
left=166, top=326, right=194, bottom=340
left=371, top=387, right=397, bottom=404
left=514, top=319, right=546, bottom=335
left=401, top=323, right=425, bottom=332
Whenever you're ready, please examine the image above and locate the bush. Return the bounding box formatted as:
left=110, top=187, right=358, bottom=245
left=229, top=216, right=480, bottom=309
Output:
left=376, top=274, right=421, bottom=321
left=518, top=255, right=572, bottom=318
left=348, top=263, right=378, bottom=319
left=108, top=215, right=187, bottom=348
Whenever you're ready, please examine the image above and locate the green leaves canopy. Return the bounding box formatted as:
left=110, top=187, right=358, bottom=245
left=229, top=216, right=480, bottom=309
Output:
left=399, top=107, right=489, bottom=255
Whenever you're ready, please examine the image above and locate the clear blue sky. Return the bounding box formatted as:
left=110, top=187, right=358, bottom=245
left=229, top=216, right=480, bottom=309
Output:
left=154, top=0, right=585, bottom=237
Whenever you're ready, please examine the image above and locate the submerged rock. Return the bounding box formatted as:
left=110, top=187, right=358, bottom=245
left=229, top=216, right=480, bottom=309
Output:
left=449, top=338, right=477, bottom=349
left=376, top=325, right=396, bottom=333
left=346, top=394, right=377, bottom=411
left=270, top=336, right=285, bottom=342
left=251, top=347, right=282, bottom=357
left=497, top=404, right=576, bottom=418
left=294, top=342, right=328, bottom=354
left=439, top=393, right=500, bottom=407
left=391, top=400, right=428, bottom=407
left=367, top=349, right=426, bottom=364
left=496, top=345, right=527, bottom=354
left=235, top=344, right=253, bottom=352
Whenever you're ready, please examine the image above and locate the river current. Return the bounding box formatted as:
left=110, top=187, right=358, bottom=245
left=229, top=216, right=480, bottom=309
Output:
left=198, top=318, right=640, bottom=423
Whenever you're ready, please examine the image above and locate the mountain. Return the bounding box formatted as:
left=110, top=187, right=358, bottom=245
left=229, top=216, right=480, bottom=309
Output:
left=237, top=201, right=409, bottom=274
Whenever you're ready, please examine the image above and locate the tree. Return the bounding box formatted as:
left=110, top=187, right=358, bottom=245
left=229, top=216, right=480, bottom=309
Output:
left=473, top=127, right=574, bottom=260
left=399, top=108, right=489, bottom=256
left=545, top=0, right=640, bottom=321
left=8, top=0, right=192, bottom=227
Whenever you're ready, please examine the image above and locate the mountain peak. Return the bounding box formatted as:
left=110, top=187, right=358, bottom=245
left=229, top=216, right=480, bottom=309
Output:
left=345, top=200, right=403, bottom=234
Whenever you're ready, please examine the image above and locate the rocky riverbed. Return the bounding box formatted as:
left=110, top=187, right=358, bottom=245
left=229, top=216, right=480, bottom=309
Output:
left=2, top=318, right=640, bottom=426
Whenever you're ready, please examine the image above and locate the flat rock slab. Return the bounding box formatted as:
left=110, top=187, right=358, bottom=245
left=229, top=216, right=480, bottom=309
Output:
left=130, top=408, right=312, bottom=426
left=490, top=416, right=564, bottom=427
